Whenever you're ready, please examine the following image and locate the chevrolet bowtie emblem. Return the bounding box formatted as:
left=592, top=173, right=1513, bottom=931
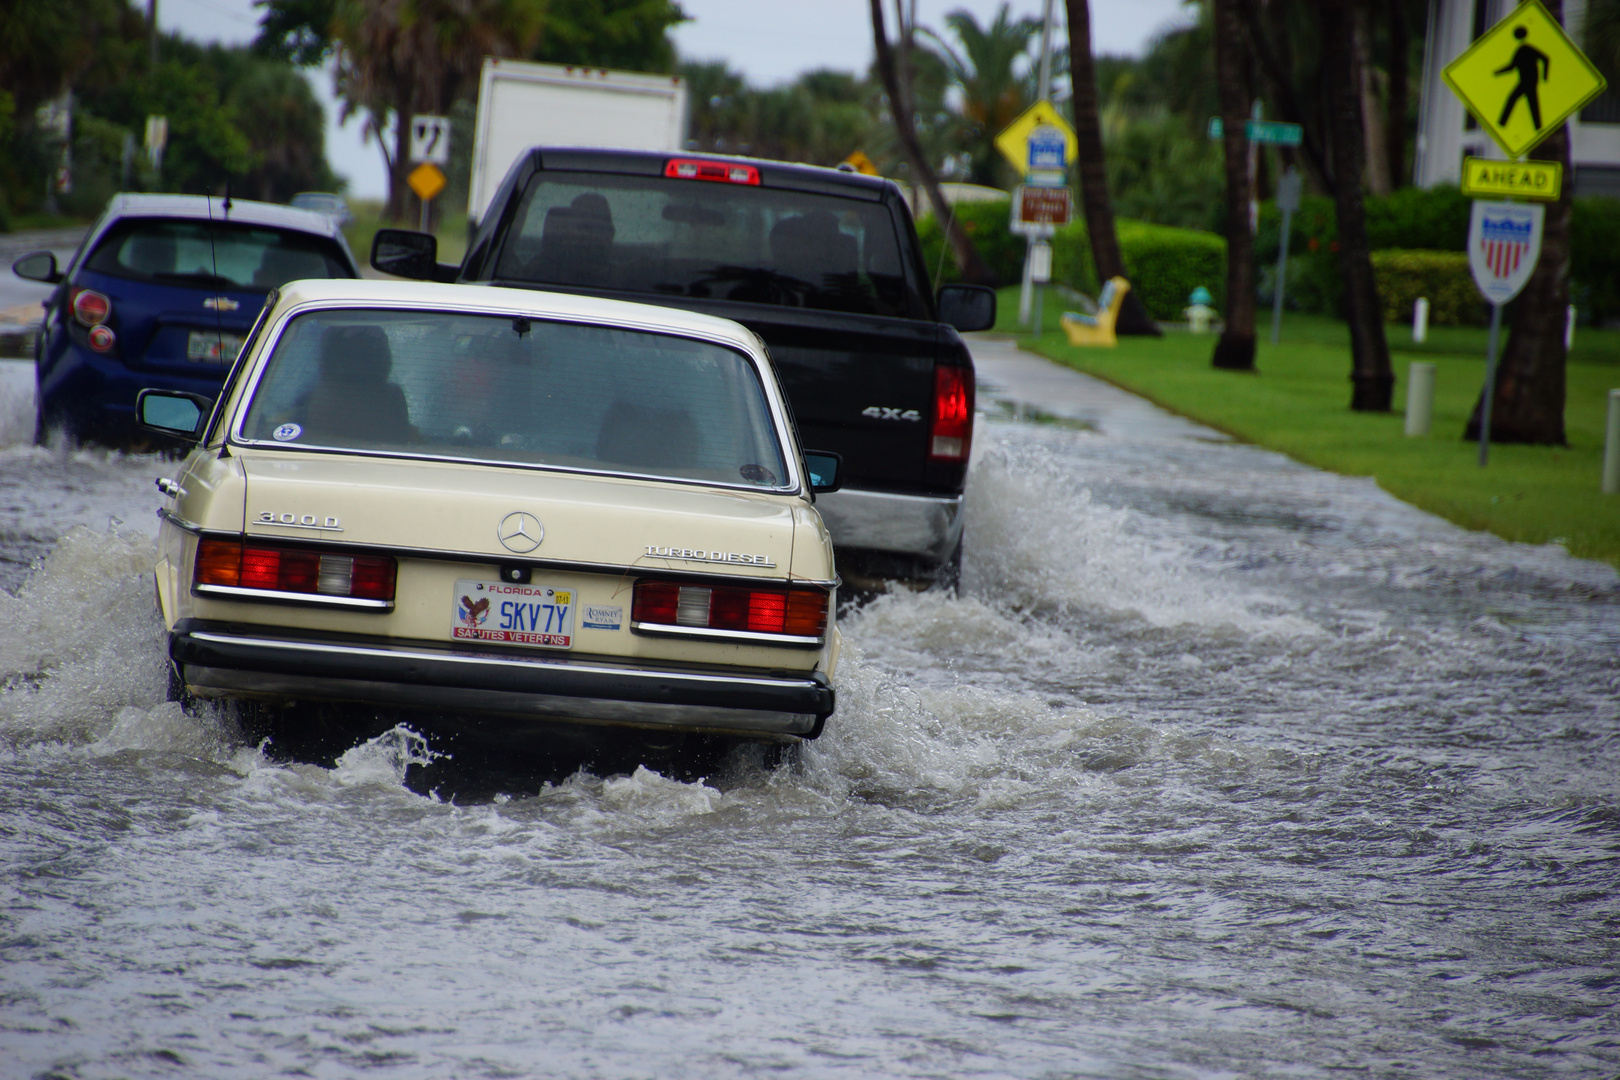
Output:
left=497, top=511, right=544, bottom=553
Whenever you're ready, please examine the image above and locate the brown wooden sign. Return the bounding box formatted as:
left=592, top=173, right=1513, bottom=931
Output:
left=1013, top=185, right=1072, bottom=233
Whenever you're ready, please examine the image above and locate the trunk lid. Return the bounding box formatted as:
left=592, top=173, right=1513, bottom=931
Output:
left=238, top=452, right=798, bottom=577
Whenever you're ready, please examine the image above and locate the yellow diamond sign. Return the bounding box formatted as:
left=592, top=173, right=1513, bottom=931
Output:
left=994, top=100, right=1077, bottom=176
left=1442, top=0, right=1606, bottom=159
left=407, top=161, right=446, bottom=202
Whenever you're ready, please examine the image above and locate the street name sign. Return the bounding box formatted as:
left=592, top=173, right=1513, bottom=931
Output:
left=1206, top=117, right=1303, bottom=146
left=1441, top=0, right=1606, bottom=159
left=1469, top=199, right=1544, bottom=304
left=995, top=100, right=1077, bottom=180
left=409, top=114, right=452, bottom=165
left=1010, top=184, right=1072, bottom=236
left=1460, top=156, right=1562, bottom=200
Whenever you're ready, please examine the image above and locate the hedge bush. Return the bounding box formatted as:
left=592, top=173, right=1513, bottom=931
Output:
left=1257, top=183, right=1620, bottom=323
left=1368, top=250, right=1485, bottom=326
left=920, top=200, right=1227, bottom=320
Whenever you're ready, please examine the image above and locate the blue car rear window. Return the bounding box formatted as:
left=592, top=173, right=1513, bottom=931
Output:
left=85, top=219, right=351, bottom=292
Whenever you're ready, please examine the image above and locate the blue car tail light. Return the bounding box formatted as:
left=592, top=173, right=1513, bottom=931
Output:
left=71, top=288, right=110, bottom=327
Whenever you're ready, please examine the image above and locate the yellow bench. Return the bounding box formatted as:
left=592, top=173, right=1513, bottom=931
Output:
left=1059, top=276, right=1131, bottom=347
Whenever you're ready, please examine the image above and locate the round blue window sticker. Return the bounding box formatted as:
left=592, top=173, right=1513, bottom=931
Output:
left=272, top=422, right=302, bottom=442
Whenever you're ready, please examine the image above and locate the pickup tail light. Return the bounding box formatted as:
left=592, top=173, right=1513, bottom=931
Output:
left=632, top=579, right=827, bottom=641
left=665, top=158, right=761, bottom=185
left=195, top=538, right=396, bottom=602
left=929, top=364, right=973, bottom=461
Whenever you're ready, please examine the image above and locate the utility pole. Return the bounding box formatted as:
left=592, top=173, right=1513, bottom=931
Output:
left=1020, top=0, right=1057, bottom=327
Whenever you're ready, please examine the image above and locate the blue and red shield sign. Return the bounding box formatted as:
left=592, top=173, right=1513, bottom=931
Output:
left=1468, top=200, right=1544, bottom=305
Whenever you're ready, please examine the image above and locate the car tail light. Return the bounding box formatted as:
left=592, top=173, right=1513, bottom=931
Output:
left=86, top=325, right=116, bottom=352
left=929, top=364, right=973, bottom=461
left=632, top=580, right=827, bottom=640
left=664, top=158, right=761, bottom=185
left=71, top=288, right=110, bottom=327
left=194, top=537, right=396, bottom=603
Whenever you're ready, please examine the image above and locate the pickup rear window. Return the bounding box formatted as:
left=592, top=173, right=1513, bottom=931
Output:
left=494, top=172, right=928, bottom=319
left=85, top=218, right=352, bottom=292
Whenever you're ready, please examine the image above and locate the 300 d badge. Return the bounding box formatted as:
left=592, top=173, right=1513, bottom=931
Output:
left=256, top=511, right=342, bottom=530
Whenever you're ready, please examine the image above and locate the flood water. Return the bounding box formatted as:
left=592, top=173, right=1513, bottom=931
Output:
left=1, top=347, right=1616, bottom=1078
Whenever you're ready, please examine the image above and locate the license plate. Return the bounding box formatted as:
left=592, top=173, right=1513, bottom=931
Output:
left=452, top=579, right=574, bottom=649
left=187, top=330, right=244, bottom=362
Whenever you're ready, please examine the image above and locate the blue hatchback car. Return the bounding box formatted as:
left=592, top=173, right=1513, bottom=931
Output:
left=11, top=193, right=360, bottom=446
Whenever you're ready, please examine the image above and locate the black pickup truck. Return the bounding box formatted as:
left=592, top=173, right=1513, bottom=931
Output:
left=372, top=148, right=995, bottom=587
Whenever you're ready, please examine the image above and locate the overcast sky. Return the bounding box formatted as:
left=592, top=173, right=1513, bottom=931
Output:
left=157, top=0, right=1194, bottom=199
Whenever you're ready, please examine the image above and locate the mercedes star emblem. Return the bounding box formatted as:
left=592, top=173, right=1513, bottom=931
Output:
left=497, top=511, right=544, bottom=553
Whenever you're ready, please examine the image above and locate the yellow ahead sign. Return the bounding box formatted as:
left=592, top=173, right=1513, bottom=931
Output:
left=841, top=150, right=880, bottom=176
left=994, top=100, right=1077, bottom=176
left=1442, top=0, right=1606, bottom=159
left=1460, top=156, right=1562, bottom=200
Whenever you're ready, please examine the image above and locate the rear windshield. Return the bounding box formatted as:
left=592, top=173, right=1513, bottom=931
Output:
left=493, top=172, right=928, bottom=319
left=238, top=308, right=790, bottom=489
left=86, top=218, right=352, bottom=291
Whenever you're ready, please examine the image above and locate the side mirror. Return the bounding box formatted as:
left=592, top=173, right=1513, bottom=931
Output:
left=371, top=228, right=439, bottom=280
left=937, top=284, right=996, bottom=333
left=803, top=450, right=842, bottom=494
left=12, top=251, right=61, bottom=284
left=136, top=389, right=214, bottom=441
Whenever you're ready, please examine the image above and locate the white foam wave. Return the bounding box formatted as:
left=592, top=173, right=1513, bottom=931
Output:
left=966, top=430, right=1325, bottom=639
left=0, top=525, right=168, bottom=746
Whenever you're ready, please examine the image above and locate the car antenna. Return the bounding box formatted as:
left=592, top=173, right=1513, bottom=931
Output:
left=206, top=185, right=227, bottom=372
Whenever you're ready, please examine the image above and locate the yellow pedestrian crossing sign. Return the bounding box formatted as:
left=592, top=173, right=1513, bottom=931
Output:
left=1442, top=0, right=1606, bottom=159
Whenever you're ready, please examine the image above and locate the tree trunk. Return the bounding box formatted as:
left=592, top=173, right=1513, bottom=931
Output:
left=1355, top=4, right=1392, bottom=195
left=1464, top=124, right=1572, bottom=445
left=1211, top=0, right=1257, bottom=370
left=1386, top=0, right=1410, bottom=187
left=1064, top=0, right=1159, bottom=335
left=869, top=0, right=996, bottom=286
left=1323, top=0, right=1394, bottom=410
left=387, top=105, right=411, bottom=224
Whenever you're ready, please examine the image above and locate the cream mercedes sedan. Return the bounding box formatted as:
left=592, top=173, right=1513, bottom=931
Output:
left=138, top=279, right=842, bottom=753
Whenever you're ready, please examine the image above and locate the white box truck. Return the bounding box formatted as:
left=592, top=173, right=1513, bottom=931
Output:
left=467, top=59, right=688, bottom=225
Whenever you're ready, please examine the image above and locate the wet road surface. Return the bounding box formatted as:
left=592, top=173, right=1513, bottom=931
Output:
left=0, top=339, right=1615, bottom=1078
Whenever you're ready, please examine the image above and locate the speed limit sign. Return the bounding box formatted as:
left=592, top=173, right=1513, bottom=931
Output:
left=409, top=115, right=451, bottom=165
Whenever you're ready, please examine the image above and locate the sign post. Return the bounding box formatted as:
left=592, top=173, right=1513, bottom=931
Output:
left=1270, top=167, right=1302, bottom=345
left=996, top=100, right=1077, bottom=330
left=1467, top=200, right=1545, bottom=466
left=1440, top=0, right=1605, bottom=466
left=408, top=114, right=452, bottom=232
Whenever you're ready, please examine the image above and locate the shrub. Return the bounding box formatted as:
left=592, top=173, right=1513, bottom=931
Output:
left=1571, top=196, right=1620, bottom=325
left=917, top=198, right=1226, bottom=318
left=916, top=197, right=1024, bottom=286
left=1369, top=250, right=1486, bottom=326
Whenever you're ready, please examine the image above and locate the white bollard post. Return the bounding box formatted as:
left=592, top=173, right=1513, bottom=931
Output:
left=1405, top=361, right=1436, bottom=437
left=1604, top=389, right=1620, bottom=495
left=1412, top=297, right=1429, bottom=343
left=1566, top=305, right=1576, bottom=351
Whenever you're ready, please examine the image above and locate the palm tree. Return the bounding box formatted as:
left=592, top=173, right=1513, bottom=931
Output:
left=1210, top=0, right=1256, bottom=370
left=919, top=4, right=1040, bottom=186
left=330, top=0, right=546, bottom=222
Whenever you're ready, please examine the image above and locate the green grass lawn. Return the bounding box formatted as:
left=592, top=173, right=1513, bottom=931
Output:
left=997, top=286, right=1620, bottom=568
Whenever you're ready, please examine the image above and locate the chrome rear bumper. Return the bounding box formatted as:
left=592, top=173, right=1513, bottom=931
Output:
left=812, top=487, right=963, bottom=564
left=171, top=619, right=833, bottom=739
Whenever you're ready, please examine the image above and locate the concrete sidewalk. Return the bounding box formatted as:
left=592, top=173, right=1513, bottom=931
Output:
left=965, top=333, right=1228, bottom=445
